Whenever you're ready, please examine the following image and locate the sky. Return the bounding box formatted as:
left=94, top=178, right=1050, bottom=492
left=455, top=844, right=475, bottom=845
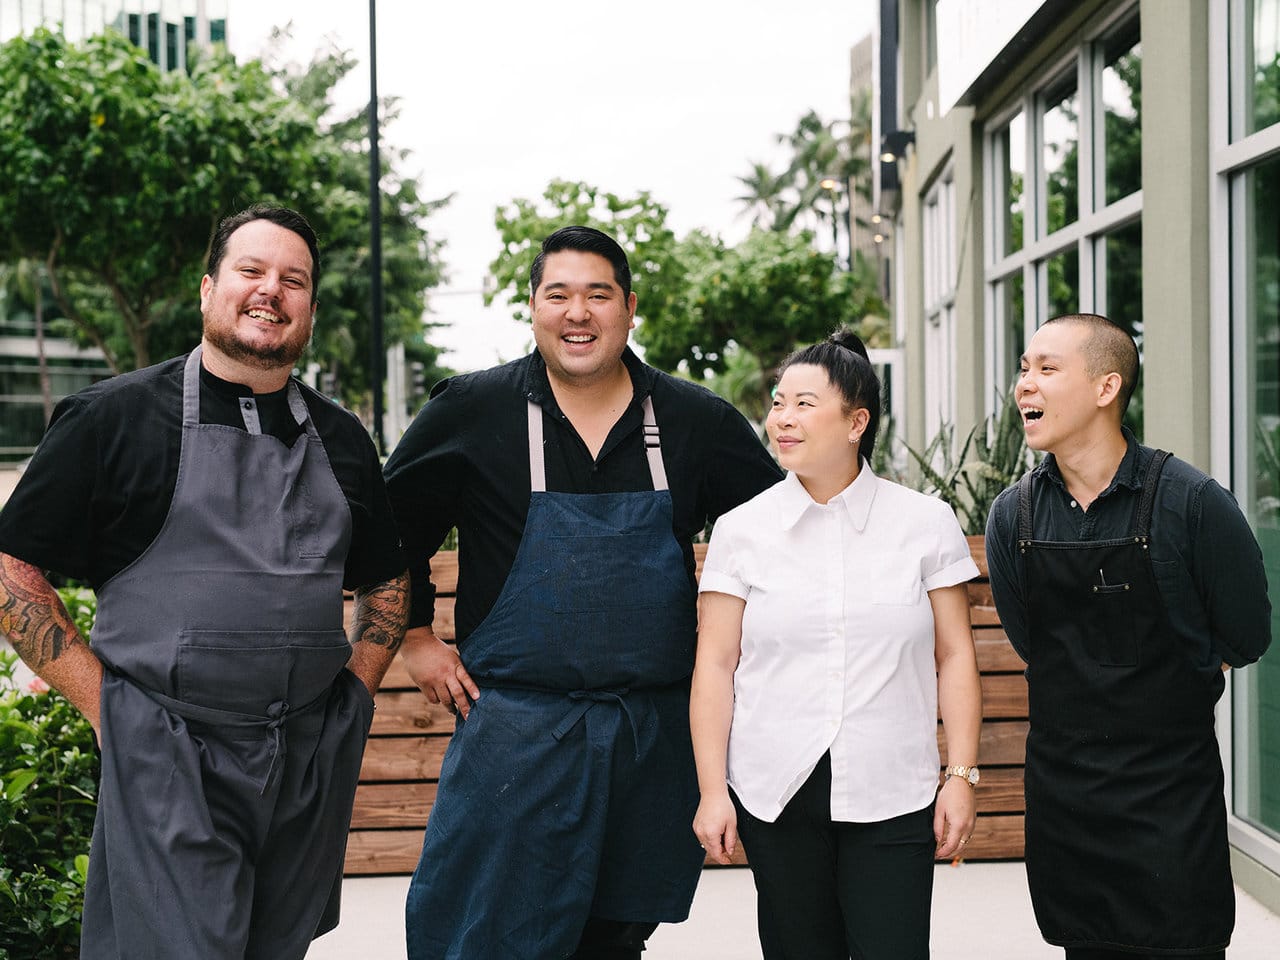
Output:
left=226, top=1, right=876, bottom=373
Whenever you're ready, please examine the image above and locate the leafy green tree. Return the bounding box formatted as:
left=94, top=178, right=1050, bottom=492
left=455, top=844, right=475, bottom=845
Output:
left=0, top=28, right=450, bottom=413
left=487, top=179, right=682, bottom=327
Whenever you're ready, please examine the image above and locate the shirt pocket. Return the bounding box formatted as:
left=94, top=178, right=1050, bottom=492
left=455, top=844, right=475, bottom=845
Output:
left=861, top=566, right=923, bottom=606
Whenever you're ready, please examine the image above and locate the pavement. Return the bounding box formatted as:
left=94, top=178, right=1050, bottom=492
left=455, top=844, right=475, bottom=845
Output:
left=306, top=863, right=1280, bottom=959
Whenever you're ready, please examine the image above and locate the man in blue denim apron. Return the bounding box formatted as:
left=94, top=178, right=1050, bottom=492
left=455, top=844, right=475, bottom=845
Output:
left=385, top=226, right=783, bottom=959
left=986, top=314, right=1271, bottom=959
left=0, top=206, right=409, bottom=959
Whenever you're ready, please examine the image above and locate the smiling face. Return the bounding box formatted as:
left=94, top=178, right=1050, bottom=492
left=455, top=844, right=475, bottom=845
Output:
left=200, top=218, right=316, bottom=374
left=766, top=363, right=867, bottom=494
left=1016, top=321, right=1121, bottom=454
left=530, top=249, right=636, bottom=389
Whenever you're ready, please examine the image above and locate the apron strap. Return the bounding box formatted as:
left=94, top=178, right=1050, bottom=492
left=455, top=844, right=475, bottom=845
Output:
left=182, top=345, right=313, bottom=438
left=551, top=688, right=641, bottom=761
left=1016, top=468, right=1036, bottom=547
left=1134, top=450, right=1171, bottom=539
left=526, top=396, right=668, bottom=493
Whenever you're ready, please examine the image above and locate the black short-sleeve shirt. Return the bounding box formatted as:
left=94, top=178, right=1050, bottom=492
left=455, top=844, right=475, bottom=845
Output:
left=0, top=353, right=405, bottom=592
left=382, top=348, right=784, bottom=636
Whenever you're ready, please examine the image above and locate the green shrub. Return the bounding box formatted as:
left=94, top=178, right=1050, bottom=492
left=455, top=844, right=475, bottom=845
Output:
left=0, top=589, right=99, bottom=960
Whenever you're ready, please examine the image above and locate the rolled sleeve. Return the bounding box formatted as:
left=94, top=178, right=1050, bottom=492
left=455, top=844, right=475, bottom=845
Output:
left=698, top=514, right=750, bottom=599
left=922, top=501, right=980, bottom=592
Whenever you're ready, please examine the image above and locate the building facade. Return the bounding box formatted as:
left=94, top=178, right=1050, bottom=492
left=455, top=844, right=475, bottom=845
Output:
left=880, top=0, right=1280, bottom=910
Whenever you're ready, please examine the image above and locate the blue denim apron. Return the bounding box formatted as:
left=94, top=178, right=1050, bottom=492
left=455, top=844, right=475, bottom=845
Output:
left=405, top=397, right=704, bottom=960
left=81, top=348, right=375, bottom=959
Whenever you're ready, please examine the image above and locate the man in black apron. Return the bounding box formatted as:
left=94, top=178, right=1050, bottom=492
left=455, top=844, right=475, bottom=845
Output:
left=985, top=313, right=1271, bottom=959
left=0, top=205, right=409, bottom=959
left=384, top=226, right=783, bottom=959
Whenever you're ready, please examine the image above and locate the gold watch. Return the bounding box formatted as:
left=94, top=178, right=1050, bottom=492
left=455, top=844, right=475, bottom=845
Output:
left=945, top=764, right=980, bottom=787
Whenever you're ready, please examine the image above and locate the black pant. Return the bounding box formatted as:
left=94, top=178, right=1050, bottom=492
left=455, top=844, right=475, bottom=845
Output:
left=568, top=919, right=658, bottom=960
left=1065, top=951, right=1225, bottom=960
left=732, top=753, right=935, bottom=960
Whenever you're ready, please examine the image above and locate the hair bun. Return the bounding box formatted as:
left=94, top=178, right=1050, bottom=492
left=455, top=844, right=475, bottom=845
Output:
left=828, top=328, right=869, bottom=361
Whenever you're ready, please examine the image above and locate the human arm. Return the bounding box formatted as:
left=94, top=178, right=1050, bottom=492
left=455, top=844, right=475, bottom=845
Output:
left=930, top=582, right=981, bottom=858
left=690, top=590, right=747, bottom=865
left=397, top=625, right=480, bottom=719
left=984, top=487, right=1030, bottom=662
left=0, top=553, right=104, bottom=737
left=346, top=570, right=410, bottom=698
left=1193, top=479, right=1272, bottom=667
left=699, top=398, right=783, bottom=522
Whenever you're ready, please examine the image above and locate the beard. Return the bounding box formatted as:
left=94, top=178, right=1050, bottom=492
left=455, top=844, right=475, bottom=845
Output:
left=202, top=314, right=312, bottom=371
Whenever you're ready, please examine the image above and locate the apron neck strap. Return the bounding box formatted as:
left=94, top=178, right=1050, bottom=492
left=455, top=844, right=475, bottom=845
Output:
left=1134, top=450, right=1171, bottom=539
left=526, top=396, right=667, bottom=493
left=1016, top=468, right=1036, bottom=544
left=183, top=345, right=313, bottom=436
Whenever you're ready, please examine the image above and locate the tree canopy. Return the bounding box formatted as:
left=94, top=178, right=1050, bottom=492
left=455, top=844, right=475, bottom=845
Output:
left=0, top=28, right=449, bottom=411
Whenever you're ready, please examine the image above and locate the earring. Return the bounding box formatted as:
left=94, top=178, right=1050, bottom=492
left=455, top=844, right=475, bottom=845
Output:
left=849, top=434, right=861, bottom=445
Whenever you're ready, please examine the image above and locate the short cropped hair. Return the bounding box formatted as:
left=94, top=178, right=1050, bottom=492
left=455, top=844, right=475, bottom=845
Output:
left=1043, top=313, right=1140, bottom=414
left=207, top=204, right=321, bottom=305
left=529, top=225, right=632, bottom=301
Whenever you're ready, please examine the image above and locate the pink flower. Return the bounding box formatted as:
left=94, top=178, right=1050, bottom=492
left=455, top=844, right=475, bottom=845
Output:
left=26, top=677, right=49, bottom=694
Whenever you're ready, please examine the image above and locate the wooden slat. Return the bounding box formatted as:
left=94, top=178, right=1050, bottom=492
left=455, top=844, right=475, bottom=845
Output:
left=371, top=692, right=457, bottom=736
left=938, top=814, right=1024, bottom=861
left=966, top=581, right=995, bottom=609
left=940, top=720, right=1028, bottom=765
left=349, top=782, right=436, bottom=828
left=969, top=539, right=989, bottom=578
left=359, top=736, right=451, bottom=782
left=973, top=628, right=1024, bottom=672
left=941, top=767, right=1024, bottom=813
left=344, top=829, right=425, bottom=875
left=978, top=674, right=1028, bottom=718
left=969, top=604, right=1001, bottom=626
left=429, top=552, right=460, bottom=594
left=380, top=657, right=416, bottom=690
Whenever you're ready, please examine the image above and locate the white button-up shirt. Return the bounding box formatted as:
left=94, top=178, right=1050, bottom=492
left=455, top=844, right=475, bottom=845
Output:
left=699, top=466, right=978, bottom=823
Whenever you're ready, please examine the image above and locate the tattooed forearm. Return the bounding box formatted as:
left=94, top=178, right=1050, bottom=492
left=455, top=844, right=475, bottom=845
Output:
left=0, top=554, right=83, bottom=670
left=351, top=571, right=409, bottom=653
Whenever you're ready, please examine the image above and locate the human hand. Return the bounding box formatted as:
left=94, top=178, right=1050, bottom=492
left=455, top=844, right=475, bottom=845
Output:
left=934, top=776, right=977, bottom=859
left=400, top=627, right=480, bottom=719
left=692, top=791, right=738, bottom=865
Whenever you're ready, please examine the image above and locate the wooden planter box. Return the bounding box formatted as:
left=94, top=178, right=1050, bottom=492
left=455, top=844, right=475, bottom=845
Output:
left=343, top=535, right=1027, bottom=874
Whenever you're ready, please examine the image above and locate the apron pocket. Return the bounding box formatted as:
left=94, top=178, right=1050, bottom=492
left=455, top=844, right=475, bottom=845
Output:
left=1085, top=585, right=1139, bottom=666
left=177, top=629, right=352, bottom=714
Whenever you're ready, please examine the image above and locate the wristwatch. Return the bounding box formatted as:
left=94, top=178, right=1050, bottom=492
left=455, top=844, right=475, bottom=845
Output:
left=945, top=764, right=980, bottom=787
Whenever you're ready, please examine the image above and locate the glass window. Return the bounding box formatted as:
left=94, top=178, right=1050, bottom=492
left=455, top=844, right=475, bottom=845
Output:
left=994, top=271, right=1026, bottom=396
left=1099, top=22, right=1142, bottom=206
left=1244, top=0, right=1280, bottom=137
left=1044, top=246, right=1079, bottom=319
left=995, top=112, right=1026, bottom=258
left=1234, top=152, right=1280, bottom=842
left=1042, top=72, right=1080, bottom=235
left=1102, top=220, right=1144, bottom=437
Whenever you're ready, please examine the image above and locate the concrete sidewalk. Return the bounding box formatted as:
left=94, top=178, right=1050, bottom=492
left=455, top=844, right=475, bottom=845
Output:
left=306, top=863, right=1280, bottom=959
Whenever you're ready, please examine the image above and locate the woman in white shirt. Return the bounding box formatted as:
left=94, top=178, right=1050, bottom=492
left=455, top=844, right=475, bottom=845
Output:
left=690, top=330, right=982, bottom=960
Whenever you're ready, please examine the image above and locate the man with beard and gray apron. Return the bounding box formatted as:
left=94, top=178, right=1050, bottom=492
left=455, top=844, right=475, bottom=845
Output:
left=0, top=206, right=409, bottom=959
left=985, top=314, right=1271, bottom=959
left=384, top=226, right=782, bottom=959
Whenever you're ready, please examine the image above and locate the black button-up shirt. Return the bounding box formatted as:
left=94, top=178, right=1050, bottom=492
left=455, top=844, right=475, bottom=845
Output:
left=985, top=430, right=1271, bottom=671
left=383, top=348, right=783, bottom=636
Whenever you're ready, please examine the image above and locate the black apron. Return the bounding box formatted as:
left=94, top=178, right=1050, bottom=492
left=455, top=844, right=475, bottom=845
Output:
left=80, top=347, right=375, bottom=959
left=1018, top=451, right=1234, bottom=953
left=405, top=397, right=704, bottom=960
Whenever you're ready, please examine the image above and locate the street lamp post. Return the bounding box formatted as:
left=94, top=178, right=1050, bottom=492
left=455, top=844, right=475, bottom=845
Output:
left=819, top=177, right=844, bottom=270
left=367, top=0, right=385, bottom=454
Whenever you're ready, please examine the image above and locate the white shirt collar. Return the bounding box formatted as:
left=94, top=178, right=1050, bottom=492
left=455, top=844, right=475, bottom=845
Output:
left=776, top=461, right=880, bottom=532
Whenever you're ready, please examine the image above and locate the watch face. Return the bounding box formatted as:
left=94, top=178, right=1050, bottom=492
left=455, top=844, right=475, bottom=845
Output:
left=967, top=768, right=981, bottom=785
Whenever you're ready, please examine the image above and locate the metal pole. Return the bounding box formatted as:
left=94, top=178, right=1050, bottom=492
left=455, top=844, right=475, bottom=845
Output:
left=367, top=0, right=385, bottom=453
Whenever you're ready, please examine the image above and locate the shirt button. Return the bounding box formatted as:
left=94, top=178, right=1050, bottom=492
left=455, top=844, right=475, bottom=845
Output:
left=1069, top=500, right=1077, bottom=508
left=243, top=400, right=253, bottom=410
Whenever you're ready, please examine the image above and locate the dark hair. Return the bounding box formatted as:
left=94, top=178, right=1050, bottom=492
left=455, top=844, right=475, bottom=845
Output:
left=529, top=225, right=632, bottom=300
left=1042, top=312, right=1140, bottom=415
left=778, top=328, right=881, bottom=464
left=207, top=204, right=321, bottom=305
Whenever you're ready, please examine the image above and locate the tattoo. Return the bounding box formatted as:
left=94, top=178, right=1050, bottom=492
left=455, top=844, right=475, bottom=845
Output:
left=351, top=572, right=409, bottom=653
left=0, top=554, right=82, bottom=669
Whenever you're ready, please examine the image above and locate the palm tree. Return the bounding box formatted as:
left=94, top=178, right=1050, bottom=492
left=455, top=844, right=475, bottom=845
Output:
left=734, top=162, right=792, bottom=231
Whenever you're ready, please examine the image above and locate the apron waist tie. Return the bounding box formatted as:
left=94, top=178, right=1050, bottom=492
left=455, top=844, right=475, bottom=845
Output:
left=551, top=688, right=641, bottom=761
left=119, top=673, right=331, bottom=796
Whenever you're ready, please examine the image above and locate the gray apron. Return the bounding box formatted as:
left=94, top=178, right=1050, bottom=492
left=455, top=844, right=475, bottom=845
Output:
left=80, top=347, right=375, bottom=960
